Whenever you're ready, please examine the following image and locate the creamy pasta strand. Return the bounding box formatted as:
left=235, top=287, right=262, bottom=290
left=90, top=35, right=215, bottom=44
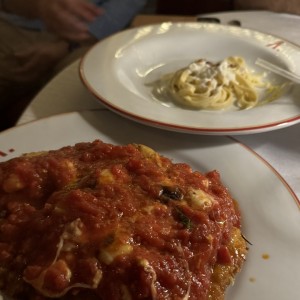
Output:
left=163, top=56, right=283, bottom=110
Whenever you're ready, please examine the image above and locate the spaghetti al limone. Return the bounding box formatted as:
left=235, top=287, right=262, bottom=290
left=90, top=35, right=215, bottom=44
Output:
left=163, top=56, right=284, bottom=110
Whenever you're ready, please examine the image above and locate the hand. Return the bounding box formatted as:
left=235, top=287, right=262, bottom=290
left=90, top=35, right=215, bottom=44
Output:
left=10, top=40, right=69, bottom=83
left=37, top=0, right=103, bottom=42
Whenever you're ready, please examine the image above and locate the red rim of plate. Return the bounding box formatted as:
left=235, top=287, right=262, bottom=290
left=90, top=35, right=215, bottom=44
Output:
left=79, top=62, right=300, bottom=134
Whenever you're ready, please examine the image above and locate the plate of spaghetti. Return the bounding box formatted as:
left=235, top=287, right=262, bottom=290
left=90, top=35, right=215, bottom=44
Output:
left=80, top=22, right=300, bottom=135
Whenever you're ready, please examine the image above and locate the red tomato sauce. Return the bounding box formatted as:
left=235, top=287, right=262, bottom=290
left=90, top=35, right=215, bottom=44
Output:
left=0, top=140, right=245, bottom=300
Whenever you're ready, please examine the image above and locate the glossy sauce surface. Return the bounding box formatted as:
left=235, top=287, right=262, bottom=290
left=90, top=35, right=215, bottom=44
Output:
left=0, top=140, right=246, bottom=299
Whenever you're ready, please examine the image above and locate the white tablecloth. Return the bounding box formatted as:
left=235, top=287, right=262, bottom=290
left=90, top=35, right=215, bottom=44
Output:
left=17, top=11, right=300, bottom=199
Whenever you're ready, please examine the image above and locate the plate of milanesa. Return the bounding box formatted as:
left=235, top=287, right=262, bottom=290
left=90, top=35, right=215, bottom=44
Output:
left=0, top=110, right=299, bottom=299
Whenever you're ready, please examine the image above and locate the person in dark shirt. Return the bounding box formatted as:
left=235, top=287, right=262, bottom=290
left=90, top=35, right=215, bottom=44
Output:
left=0, top=0, right=148, bottom=109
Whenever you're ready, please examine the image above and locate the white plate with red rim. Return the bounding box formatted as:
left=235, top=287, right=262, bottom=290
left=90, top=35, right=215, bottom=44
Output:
left=79, top=22, right=300, bottom=135
left=0, top=110, right=299, bottom=299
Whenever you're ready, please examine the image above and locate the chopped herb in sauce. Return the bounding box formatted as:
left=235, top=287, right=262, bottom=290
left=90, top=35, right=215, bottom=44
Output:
left=159, top=186, right=183, bottom=203
left=174, top=207, right=193, bottom=230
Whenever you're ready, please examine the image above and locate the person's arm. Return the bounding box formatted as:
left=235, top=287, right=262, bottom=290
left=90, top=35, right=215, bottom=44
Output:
left=1, top=0, right=103, bottom=42
left=88, top=0, right=148, bottom=40
left=10, top=39, right=70, bottom=83
left=234, top=0, right=300, bottom=15
left=0, top=0, right=36, bottom=15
